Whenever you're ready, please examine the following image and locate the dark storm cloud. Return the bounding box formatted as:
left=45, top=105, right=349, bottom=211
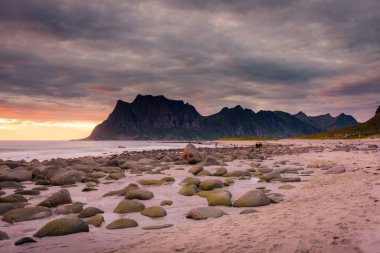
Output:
left=0, top=0, right=379, bottom=122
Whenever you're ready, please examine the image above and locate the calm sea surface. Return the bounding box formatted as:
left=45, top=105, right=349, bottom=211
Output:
left=0, top=141, right=214, bottom=161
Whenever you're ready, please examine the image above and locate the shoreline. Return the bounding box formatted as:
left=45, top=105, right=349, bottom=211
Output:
left=0, top=140, right=379, bottom=252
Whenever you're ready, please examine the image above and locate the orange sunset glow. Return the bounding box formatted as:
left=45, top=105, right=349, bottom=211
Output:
left=0, top=118, right=97, bottom=140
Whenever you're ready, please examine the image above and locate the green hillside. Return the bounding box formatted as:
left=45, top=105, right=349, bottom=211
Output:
left=298, top=106, right=380, bottom=139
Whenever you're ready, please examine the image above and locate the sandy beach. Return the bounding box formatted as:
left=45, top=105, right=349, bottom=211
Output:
left=0, top=139, right=379, bottom=253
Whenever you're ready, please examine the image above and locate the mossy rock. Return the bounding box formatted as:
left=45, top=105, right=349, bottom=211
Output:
left=125, top=189, right=154, bottom=200
left=257, top=167, right=273, bottom=173
left=32, top=186, right=49, bottom=191
left=137, top=177, right=174, bottom=186
left=0, top=230, right=9, bottom=240
left=34, top=180, right=50, bottom=185
left=0, top=202, right=27, bottom=215
left=199, top=179, right=224, bottom=191
left=106, top=172, right=126, bottom=180
left=160, top=200, right=173, bottom=206
left=186, top=207, right=226, bottom=220
left=0, top=194, right=27, bottom=203
left=279, top=184, right=295, bottom=190
left=277, top=177, right=301, bottom=183
left=180, top=177, right=201, bottom=187
left=260, top=172, right=281, bottom=182
left=197, top=170, right=212, bottom=176
left=103, top=184, right=139, bottom=197
left=78, top=207, right=104, bottom=218
left=205, top=190, right=232, bottom=206
left=113, top=200, right=145, bottom=213
left=233, top=190, right=271, bottom=207
left=56, top=202, right=84, bottom=215
left=86, top=214, right=104, bottom=227
left=178, top=185, right=198, bottom=196
left=34, top=217, right=89, bottom=237
left=37, top=189, right=72, bottom=208
left=2, top=206, right=52, bottom=223
left=14, top=189, right=40, bottom=195
left=188, top=165, right=204, bottom=175
left=106, top=218, right=138, bottom=230
left=213, top=167, right=227, bottom=176
left=223, top=178, right=235, bottom=186
left=251, top=171, right=263, bottom=177
left=141, top=206, right=167, bottom=218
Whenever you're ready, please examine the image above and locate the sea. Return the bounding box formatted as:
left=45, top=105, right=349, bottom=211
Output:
left=0, top=141, right=216, bottom=161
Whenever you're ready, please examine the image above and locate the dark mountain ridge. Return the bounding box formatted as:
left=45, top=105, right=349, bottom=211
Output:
left=294, top=111, right=358, bottom=131
left=87, top=94, right=359, bottom=140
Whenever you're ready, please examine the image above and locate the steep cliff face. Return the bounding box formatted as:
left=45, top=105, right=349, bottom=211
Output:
left=89, top=95, right=202, bottom=140
left=87, top=94, right=358, bottom=140
left=294, top=111, right=358, bottom=131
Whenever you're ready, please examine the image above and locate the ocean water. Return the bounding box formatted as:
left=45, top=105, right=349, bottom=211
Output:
left=0, top=141, right=214, bottom=161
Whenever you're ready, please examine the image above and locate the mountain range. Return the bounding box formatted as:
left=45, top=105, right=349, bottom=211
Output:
left=301, top=105, right=380, bottom=139
left=86, top=94, right=358, bottom=140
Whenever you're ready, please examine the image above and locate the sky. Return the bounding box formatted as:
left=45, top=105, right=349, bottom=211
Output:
left=0, top=0, right=379, bottom=140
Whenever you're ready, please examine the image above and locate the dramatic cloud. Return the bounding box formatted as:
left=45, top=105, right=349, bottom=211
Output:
left=0, top=0, right=379, bottom=126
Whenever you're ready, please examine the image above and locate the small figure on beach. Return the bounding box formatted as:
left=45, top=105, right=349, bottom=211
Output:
left=255, top=143, right=263, bottom=148
left=215, top=142, right=218, bottom=148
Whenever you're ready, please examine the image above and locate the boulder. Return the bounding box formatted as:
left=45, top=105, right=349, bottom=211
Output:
left=257, top=167, right=273, bottom=173
left=0, top=181, right=24, bottom=189
left=186, top=207, right=226, bottom=220
left=160, top=200, right=173, bottom=206
left=180, top=144, right=203, bottom=164
left=188, top=165, right=204, bottom=175
left=113, top=200, right=145, bottom=213
left=0, top=167, right=32, bottom=182
left=15, top=189, right=40, bottom=195
left=56, top=202, right=84, bottom=214
left=50, top=170, right=83, bottom=185
left=180, top=177, right=201, bottom=187
left=199, top=179, right=224, bottom=191
left=125, top=189, right=154, bottom=200
left=223, top=178, right=235, bottom=186
left=0, top=230, right=9, bottom=240
left=279, top=184, right=295, bottom=190
left=197, top=170, right=212, bottom=176
left=141, top=206, right=167, bottom=218
left=261, top=172, right=281, bottom=182
left=78, top=207, right=104, bottom=218
left=14, top=237, right=37, bottom=245
left=106, top=218, right=138, bottom=230
left=34, top=217, right=89, bottom=237
left=103, top=183, right=139, bottom=197
left=0, top=202, right=27, bottom=215
left=2, top=206, right=52, bottom=223
left=137, top=177, right=174, bottom=186
left=233, top=190, right=271, bottom=207
left=86, top=214, right=104, bottom=227
left=0, top=193, right=28, bottom=203
left=325, top=166, right=346, bottom=174
left=178, top=185, right=198, bottom=196
left=37, top=189, right=72, bottom=207
left=106, top=172, right=126, bottom=180
left=203, top=156, right=222, bottom=166
left=204, top=189, right=232, bottom=206
left=213, top=167, right=227, bottom=176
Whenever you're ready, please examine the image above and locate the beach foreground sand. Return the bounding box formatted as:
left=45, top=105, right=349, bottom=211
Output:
left=0, top=139, right=379, bottom=253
